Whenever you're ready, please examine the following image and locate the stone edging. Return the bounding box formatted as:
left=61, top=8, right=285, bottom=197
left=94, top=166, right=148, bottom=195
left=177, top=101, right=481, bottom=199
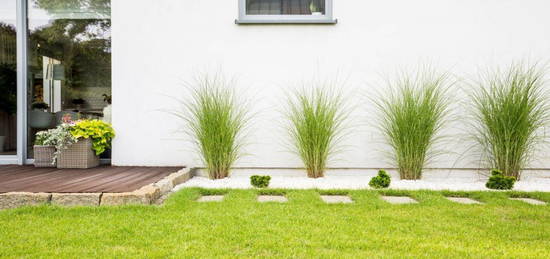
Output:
left=0, top=168, right=193, bottom=210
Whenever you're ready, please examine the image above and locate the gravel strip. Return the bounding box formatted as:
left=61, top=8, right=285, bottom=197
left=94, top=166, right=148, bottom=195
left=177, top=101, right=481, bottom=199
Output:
left=174, top=175, right=550, bottom=192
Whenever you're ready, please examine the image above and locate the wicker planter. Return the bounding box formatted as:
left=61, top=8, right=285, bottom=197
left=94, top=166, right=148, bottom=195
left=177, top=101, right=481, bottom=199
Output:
left=57, top=138, right=99, bottom=169
left=33, top=145, right=56, bottom=167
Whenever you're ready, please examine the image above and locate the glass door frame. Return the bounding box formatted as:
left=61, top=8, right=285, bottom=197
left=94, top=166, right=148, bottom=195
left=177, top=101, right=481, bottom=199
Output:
left=16, top=0, right=27, bottom=165
left=0, top=0, right=26, bottom=165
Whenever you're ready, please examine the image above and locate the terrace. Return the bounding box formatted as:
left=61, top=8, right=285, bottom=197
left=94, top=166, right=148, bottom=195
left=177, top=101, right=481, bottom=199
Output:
left=0, top=165, right=191, bottom=209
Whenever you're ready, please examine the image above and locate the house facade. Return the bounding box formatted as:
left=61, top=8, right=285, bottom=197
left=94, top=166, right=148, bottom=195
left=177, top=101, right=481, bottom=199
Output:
left=1, top=0, right=550, bottom=170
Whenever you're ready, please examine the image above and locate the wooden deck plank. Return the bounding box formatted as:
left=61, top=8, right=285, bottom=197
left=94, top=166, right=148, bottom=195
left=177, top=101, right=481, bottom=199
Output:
left=62, top=167, right=152, bottom=193
left=48, top=167, right=136, bottom=193
left=0, top=165, right=182, bottom=193
left=90, top=167, right=178, bottom=192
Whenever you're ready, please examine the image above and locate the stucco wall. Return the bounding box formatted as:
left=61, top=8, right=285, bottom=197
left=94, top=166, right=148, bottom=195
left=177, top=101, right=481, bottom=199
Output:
left=111, top=0, right=550, bottom=168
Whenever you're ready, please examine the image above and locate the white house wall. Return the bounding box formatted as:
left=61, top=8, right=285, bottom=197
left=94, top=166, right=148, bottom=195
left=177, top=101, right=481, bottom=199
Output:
left=111, top=0, right=550, bottom=168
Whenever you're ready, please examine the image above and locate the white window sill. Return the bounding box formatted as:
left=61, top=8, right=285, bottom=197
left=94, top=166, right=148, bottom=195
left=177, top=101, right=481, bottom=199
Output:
left=235, top=18, right=338, bottom=24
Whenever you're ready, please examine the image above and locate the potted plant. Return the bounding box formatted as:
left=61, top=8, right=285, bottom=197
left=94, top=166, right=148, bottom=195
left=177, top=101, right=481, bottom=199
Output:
left=309, top=1, right=323, bottom=15
left=57, top=119, right=115, bottom=169
left=33, top=130, right=56, bottom=167
left=29, top=102, right=54, bottom=129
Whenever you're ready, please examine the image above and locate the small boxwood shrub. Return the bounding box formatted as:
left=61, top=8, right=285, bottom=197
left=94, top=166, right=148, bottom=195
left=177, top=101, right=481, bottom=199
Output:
left=369, top=170, right=391, bottom=189
left=486, top=169, right=515, bottom=190
left=250, top=175, right=271, bottom=188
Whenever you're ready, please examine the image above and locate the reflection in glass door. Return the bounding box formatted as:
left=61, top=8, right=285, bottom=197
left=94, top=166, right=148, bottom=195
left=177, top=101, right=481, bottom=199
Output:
left=26, top=0, right=112, bottom=158
left=0, top=0, right=17, bottom=156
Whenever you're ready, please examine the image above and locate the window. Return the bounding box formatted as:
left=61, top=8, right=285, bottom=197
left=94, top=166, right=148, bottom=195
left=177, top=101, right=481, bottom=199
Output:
left=237, top=0, right=336, bottom=24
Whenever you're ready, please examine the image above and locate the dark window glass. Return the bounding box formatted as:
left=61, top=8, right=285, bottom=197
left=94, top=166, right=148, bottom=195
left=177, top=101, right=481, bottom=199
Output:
left=246, top=0, right=326, bottom=15
left=0, top=0, right=17, bottom=155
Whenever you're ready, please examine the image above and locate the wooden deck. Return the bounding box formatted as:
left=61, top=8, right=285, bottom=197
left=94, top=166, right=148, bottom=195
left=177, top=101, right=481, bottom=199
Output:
left=0, top=165, right=182, bottom=193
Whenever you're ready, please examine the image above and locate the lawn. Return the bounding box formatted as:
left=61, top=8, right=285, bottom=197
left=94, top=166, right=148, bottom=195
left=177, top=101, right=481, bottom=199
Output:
left=1, top=188, right=549, bottom=258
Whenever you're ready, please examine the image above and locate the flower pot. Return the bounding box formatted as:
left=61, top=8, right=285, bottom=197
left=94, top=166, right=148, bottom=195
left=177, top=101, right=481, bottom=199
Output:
left=29, top=110, right=54, bottom=129
left=33, top=145, right=56, bottom=167
left=57, top=138, right=100, bottom=169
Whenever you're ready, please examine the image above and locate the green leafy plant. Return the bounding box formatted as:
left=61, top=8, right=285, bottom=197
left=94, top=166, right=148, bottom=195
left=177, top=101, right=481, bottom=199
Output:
left=287, top=86, right=347, bottom=178
left=178, top=75, right=249, bottom=180
left=47, top=123, right=78, bottom=162
left=369, top=170, right=391, bottom=189
left=102, top=94, right=112, bottom=104
left=70, top=119, right=115, bottom=155
left=31, top=102, right=49, bottom=110
left=250, top=175, right=271, bottom=188
left=471, top=63, right=549, bottom=180
left=375, top=69, right=450, bottom=180
left=34, top=131, right=52, bottom=146
left=486, top=169, right=516, bottom=190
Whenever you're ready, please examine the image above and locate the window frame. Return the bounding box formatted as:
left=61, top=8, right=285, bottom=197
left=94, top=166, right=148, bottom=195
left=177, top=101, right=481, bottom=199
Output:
left=236, top=0, right=337, bottom=24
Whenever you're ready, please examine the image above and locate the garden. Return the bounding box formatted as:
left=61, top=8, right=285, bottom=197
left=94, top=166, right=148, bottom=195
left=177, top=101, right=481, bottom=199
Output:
left=2, top=62, right=550, bottom=258
left=175, top=63, right=550, bottom=192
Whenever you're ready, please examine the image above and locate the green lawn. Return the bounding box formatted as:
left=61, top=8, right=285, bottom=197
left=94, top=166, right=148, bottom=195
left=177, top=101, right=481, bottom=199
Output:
left=1, top=188, right=549, bottom=258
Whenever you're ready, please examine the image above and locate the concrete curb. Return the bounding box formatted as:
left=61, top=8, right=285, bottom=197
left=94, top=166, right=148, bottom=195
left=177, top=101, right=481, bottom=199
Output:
left=0, top=167, right=193, bottom=210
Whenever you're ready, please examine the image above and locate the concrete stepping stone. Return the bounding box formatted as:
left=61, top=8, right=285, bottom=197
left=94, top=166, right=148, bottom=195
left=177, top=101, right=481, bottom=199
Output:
left=197, top=195, right=224, bottom=202
left=381, top=196, right=418, bottom=204
left=446, top=197, right=482, bottom=204
left=510, top=198, right=547, bottom=205
left=320, top=195, right=353, bottom=204
left=257, top=195, right=288, bottom=203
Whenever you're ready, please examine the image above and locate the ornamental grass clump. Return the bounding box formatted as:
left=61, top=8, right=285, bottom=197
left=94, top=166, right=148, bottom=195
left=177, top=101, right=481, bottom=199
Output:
left=181, top=75, right=249, bottom=179
left=375, top=70, right=450, bottom=180
left=287, top=86, right=347, bottom=178
left=471, top=64, right=550, bottom=180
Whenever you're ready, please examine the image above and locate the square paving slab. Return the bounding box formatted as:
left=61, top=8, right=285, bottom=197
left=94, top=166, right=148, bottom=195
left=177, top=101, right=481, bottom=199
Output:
left=197, top=195, right=224, bottom=202
left=510, top=198, right=547, bottom=205
left=446, top=197, right=482, bottom=204
left=320, top=195, right=353, bottom=204
left=257, top=195, right=288, bottom=203
left=381, top=196, right=418, bottom=204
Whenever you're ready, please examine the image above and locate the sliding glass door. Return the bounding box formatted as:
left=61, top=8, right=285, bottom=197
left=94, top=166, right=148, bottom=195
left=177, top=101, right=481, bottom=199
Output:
left=0, top=0, right=111, bottom=164
left=0, top=0, right=17, bottom=157
left=26, top=0, right=112, bottom=159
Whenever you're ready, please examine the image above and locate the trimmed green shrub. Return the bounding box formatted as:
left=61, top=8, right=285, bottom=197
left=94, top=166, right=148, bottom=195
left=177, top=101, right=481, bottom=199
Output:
left=486, top=169, right=516, bottom=190
left=250, top=175, right=271, bottom=188
left=471, top=63, right=550, bottom=180
left=369, top=170, right=391, bottom=189
left=375, top=69, right=450, bottom=180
